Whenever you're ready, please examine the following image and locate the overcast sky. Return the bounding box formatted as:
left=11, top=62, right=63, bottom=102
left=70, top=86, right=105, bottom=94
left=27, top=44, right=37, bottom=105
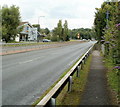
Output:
left=1, top=0, right=104, bottom=30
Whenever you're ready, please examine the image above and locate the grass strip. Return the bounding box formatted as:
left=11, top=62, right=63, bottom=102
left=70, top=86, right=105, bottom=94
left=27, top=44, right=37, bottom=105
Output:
left=2, top=41, right=85, bottom=47
left=56, top=54, right=92, bottom=105
left=104, top=58, right=120, bottom=104
left=2, top=42, right=57, bottom=47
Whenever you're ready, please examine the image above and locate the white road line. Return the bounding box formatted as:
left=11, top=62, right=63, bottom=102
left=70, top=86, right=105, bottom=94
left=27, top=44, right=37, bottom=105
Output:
left=19, top=56, right=45, bottom=64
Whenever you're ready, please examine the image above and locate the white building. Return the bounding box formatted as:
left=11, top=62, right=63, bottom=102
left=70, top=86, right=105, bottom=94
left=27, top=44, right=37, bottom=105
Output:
left=18, top=22, right=38, bottom=41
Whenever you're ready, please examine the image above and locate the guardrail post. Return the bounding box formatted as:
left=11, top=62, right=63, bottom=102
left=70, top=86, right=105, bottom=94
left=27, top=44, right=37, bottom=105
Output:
left=81, top=60, right=85, bottom=68
left=50, top=98, right=56, bottom=107
left=82, top=59, right=85, bottom=64
left=82, top=60, right=84, bottom=65
left=76, top=66, right=80, bottom=77
left=68, top=76, right=72, bottom=92
left=84, top=56, right=87, bottom=64
left=81, top=62, right=83, bottom=70
left=83, top=57, right=86, bottom=64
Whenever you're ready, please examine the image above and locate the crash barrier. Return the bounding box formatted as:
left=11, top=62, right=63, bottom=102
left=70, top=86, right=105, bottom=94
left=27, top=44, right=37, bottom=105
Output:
left=36, top=44, right=95, bottom=107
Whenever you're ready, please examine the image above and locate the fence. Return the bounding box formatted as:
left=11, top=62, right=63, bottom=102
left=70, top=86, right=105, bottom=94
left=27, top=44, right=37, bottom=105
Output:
left=36, top=44, right=95, bottom=107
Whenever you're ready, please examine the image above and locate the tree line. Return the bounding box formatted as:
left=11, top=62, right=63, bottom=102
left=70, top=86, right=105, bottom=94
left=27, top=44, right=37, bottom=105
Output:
left=46, top=20, right=69, bottom=41
left=1, top=5, right=21, bottom=43
left=68, top=28, right=95, bottom=40
left=94, top=1, right=120, bottom=66
left=1, top=5, right=94, bottom=43
left=94, top=1, right=120, bottom=102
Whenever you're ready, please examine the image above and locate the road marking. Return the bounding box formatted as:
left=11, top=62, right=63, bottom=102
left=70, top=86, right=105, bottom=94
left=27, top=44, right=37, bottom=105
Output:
left=19, top=60, right=33, bottom=64
left=19, top=56, right=45, bottom=64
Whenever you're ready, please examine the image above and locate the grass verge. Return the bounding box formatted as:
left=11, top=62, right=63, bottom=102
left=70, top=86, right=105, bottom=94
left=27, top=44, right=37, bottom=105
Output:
left=56, top=54, right=92, bottom=105
left=2, top=41, right=85, bottom=47
left=2, top=42, right=57, bottom=47
left=104, top=58, right=120, bottom=104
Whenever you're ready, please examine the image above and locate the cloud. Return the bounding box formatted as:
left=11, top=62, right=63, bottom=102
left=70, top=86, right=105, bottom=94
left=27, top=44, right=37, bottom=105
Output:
left=1, top=0, right=103, bottom=29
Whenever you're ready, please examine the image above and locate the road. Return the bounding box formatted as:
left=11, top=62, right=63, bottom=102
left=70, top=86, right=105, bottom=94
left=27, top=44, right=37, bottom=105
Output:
left=1, top=41, right=82, bottom=55
left=2, top=41, right=96, bottom=105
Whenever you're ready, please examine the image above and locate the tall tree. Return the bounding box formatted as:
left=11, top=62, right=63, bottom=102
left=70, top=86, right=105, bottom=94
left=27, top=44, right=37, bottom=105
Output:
left=63, top=20, right=69, bottom=41
left=2, top=5, right=21, bottom=42
left=57, top=20, right=62, bottom=40
left=52, top=20, right=69, bottom=41
left=94, top=1, right=120, bottom=65
left=44, top=28, right=50, bottom=35
left=94, top=3, right=106, bottom=42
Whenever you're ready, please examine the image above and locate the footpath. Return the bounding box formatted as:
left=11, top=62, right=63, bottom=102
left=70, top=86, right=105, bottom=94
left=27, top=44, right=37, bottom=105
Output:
left=80, top=50, right=111, bottom=105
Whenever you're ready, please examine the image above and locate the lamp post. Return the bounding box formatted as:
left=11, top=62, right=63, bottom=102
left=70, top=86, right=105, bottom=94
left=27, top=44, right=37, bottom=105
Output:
left=38, top=16, right=45, bottom=27
left=37, top=16, right=45, bottom=42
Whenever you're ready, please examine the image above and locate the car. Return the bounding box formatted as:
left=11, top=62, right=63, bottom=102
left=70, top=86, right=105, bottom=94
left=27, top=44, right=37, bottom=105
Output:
left=42, top=39, right=51, bottom=42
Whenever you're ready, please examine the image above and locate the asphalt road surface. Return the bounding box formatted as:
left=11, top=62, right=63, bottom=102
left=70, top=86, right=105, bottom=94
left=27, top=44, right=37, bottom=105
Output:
left=2, top=41, right=96, bottom=105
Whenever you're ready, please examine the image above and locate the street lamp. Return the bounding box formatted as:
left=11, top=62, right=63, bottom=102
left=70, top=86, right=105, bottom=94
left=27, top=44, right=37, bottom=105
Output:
left=37, top=16, right=45, bottom=42
left=38, top=16, right=45, bottom=26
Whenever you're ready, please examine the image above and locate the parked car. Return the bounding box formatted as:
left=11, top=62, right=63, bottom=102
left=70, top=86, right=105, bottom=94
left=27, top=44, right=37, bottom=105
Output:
left=42, top=39, right=51, bottom=42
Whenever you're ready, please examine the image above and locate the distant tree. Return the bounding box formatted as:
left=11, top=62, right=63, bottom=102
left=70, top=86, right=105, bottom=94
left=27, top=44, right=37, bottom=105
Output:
left=39, top=28, right=50, bottom=35
left=57, top=20, right=63, bottom=40
left=2, top=5, right=21, bottom=42
left=44, top=28, right=50, bottom=35
left=69, top=28, right=92, bottom=40
left=63, top=20, right=69, bottom=41
left=52, top=27, right=58, bottom=36
left=52, top=20, right=69, bottom=41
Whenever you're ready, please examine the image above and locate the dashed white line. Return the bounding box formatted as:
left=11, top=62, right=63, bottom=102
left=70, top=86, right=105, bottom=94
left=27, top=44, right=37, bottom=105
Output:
left=19, top=56, right=45, bottom=64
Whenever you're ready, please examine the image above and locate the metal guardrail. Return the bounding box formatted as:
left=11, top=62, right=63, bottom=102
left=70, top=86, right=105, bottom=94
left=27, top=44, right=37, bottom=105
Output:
left=36, top=44, right=95, bottom=107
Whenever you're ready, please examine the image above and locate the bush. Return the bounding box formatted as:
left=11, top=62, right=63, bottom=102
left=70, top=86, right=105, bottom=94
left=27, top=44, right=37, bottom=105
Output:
left=44, top=35, right=51, bottom=40
left=51, top=36, right=60, bottom=42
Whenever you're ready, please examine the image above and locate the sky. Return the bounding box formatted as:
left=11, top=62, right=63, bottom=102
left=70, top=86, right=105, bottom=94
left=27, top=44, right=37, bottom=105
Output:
left=1, top=0, right=104, bottom=30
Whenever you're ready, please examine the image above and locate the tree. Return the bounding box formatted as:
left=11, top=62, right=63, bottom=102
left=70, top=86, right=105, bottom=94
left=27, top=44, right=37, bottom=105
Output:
left=44, top=28, right=50, bottom=35
left=94, top=4, right=106, bottom=42
left=2, top=5, right=21, bottom=42
left=57, top=20, right=63, bottom=40
left=68, top=28, right=93, bottom=40
left=52, top=20, right=69, bottom=41
left=52, top=27, right=58, bottom=36
left=94, top=1, right=120, bottom=65
left=63, top=20, right=69, bottom=41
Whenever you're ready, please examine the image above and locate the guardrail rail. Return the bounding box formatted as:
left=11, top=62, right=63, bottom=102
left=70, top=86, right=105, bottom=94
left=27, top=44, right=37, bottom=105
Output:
left=36, top=44, right=95, bottom=107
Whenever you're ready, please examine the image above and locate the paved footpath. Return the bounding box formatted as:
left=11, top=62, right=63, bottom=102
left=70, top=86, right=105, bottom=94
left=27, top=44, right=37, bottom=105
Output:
left=80, top=50, right=110, bottom=105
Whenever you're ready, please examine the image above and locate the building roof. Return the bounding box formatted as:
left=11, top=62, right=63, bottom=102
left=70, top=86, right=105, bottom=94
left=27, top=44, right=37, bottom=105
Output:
left=19, top=22, right=29, bottom=26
